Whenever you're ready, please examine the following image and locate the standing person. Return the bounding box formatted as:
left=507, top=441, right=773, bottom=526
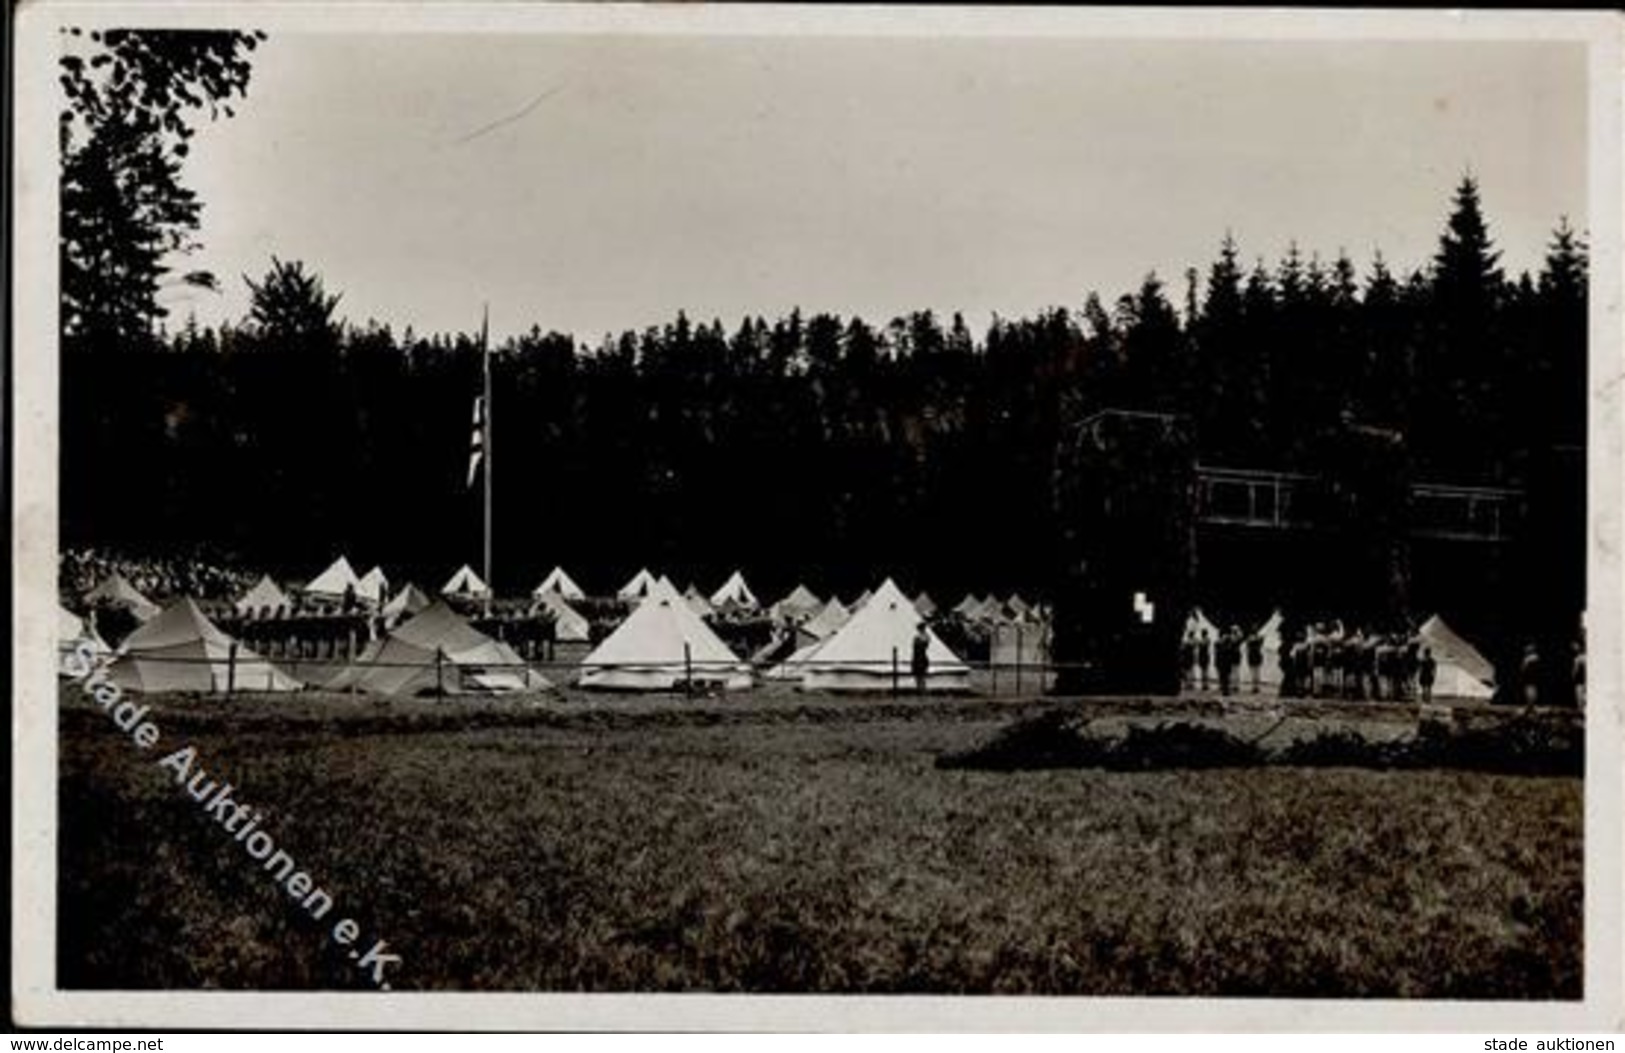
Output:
left=1345, top=628, right=1366, bottom=700
left=1215, top=626, right=1237, bottom=697
left=1180, top=632, right=1197, bottom=693
left=1287, top=633, right=1309, bottom=699
left=1418, top=646, right=1437, bottom=704
left=1520, top=643, right=1542, bottom=707
left=1374, top=634, right=1396, bottom=702
left=911, top=623, right=931, bottom=696
left=1197, top=630, right=1212, bottom=692
left=1572, top=641, right=1586, bottom=709
left=1307, top=624, right=1327, bottom=698
left=1402, top=629, right=1422, bottom=701
left=1245, top=628, right=1264, bottom=694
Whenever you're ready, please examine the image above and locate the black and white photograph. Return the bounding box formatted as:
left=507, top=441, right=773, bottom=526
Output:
left=10, top=2, right=1623, bottom=1032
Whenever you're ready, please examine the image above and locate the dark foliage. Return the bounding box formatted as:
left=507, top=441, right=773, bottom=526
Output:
left=939, top=706, right=1584, bottom=777
left=62, top=167, right=1585, bottom=652
left=60, top=28, right=264, bottom=343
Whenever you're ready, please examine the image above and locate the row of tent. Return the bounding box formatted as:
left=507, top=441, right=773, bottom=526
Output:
left=60, top=575, right=976, bottom=697
left=90, top=555, right=1046, bottom=643
left=1182, top=607, right=1497, bottom=699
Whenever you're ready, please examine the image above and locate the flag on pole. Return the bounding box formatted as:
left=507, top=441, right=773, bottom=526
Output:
left=467, top=394, right=485, bottom=487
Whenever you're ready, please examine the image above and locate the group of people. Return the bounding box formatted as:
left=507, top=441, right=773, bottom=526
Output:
left=61, top=547, right=255, bottom=607
left=1277, top=625, right=1436, bottom=702
left=1180, top=625, right=1270, bottom=697
left=1182, top=616, right=1586, bottom=706
left=1182, top=620, right=1448, bottom=702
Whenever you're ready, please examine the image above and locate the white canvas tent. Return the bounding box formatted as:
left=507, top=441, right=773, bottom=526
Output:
left=952, top=593, right=983, bottom=618
left=1418, top=614, right=1496, bottom=700
left=305, top=556, right=361, bottom=599
left=442, top=564, right=490, bottom=599
left=852, top=589, right=873, bottom=610
left=710, top=571, right=760, bottom=610
left=801, top=578, right=970, bottom=693
left=801, top=597, right=852, bottom=641
left=58, top=605, right=110, bottom=660
left=85, top=572, right=161, bottom=622
left=1006, top=594, right=1033, bottom=620
left=617, top=568, right=659, bottom=601
left=382, top=583, right=432, bottom=625
left=234, top=574, right=291, bottom=617
left=1184, top=607, right=1221, bottom=642
left=913, top=591, right=939, bottom=619
left=683, top=585, right=715, bottom=619
left=770, top=584, right=823, bottom=622
left=356, top=566, right=390, bottom=606
left=580, top=579, right=751, bottom=690
left=534, top=566, right=587, bottom=601
left=106, top=598, right=301, bottom=694
left=333, top=601, right=547, bottom=697
left=533, top=590, right=591, bottom=643
left=1255, top=609, right=1285, bottom=688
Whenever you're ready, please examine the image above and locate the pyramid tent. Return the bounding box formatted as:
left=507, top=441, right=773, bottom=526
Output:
left=382, top=583, right=432, bottom=625
left=106, top=598, right=302, bottom=694
left=770, top=584, right=823, bottom=622
left=356, top=567, right=390, bottom=605
left=913, top=591, right=939, bottom=619
left=305, top=556, right=361, bottom=599
left=1255, top=609, right=1285, bottom=688
left=852, top=589, right=873, bottom=610
left=58, top=605, right=110, bottom=659
left=534, top=566, right=586, bottom=601
left=617, top=568, right=659, bottom=601
left=953, top=593, right=983, bottom=618
left=1418, top=614, right=1496, bottom=700
left=333, top=601, right=548, bottom=697
left=580, top=579, right=751, bottom=690
left=533, top=590, right=591, bottom=643
left=442, top=564, right=490, bottom=598
left=801, top=579, right=970, bottom=692
left=85, top=572, right=160, bottom=622
left=710, top=571, right=760, bottom=610
left=234, top=574, right=291, bottom=617
left=801, top=597, right=852, bottom=641
left=1184, top=607, right=1220, bottom=642
left=1006, top=593, right=1033, bottom=620
left=683, top=585, right=715, bottom=619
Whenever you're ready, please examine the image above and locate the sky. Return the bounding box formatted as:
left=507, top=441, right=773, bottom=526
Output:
left=169, top=31, right=1588, bottom=343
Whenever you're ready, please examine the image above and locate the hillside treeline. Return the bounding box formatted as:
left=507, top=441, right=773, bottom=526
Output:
left=61, top=179, right=1587, bottom=609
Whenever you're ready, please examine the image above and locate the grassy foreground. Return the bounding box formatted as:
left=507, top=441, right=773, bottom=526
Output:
left=58, top=689, right=1582, bottom=997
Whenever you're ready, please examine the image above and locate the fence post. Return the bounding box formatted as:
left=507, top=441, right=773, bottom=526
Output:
left=684, top=642, right=694, bottom=696
left=226, top=641, right=238, bottom=698
left=1015, top=625, right=1023, bottom=696
left=892, top=646, right=899, bottom=697
left=435, top=646, right=445, bottom=697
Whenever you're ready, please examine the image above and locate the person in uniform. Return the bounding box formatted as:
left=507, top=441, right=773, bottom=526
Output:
left=1418, top=646, right=1437, bottom=704
left=1520, top=643, right=1542, bottom=707
left=911, top=623, right=931, bottom=695
left=1245, top=628, right=1264, bottom=694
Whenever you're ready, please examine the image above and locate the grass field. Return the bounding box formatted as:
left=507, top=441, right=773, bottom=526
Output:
left=57, top=687, right=1582, bottom=997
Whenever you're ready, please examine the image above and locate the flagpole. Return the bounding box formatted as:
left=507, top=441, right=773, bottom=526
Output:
left=482, top=304, right=492, bottom=616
